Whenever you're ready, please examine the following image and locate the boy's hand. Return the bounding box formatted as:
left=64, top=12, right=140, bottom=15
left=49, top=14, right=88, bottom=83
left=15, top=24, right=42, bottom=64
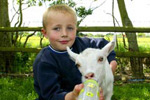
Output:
left=73, top=84, right=84, bottom=96
left=100, top=89, right=104, bottom=100
left=65, top=84, right=84, bottom=100
left=65, top=84, right=104, bottom=100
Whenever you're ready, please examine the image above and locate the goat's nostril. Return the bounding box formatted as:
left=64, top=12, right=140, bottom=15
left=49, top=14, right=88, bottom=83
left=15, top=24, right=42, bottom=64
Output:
left=85, top=73, right=94, bottom=79
left=90, top=73, right=94, bottom=77
left=85, top=76, right=88, bottom=79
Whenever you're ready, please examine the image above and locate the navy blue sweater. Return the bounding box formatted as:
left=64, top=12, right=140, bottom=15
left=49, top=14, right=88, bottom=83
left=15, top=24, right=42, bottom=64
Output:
left=33, top=37, right=116, bottom=100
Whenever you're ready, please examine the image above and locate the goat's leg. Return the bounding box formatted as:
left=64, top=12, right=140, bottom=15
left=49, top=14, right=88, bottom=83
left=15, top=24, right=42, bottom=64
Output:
left=103, top=85, right=113, bottom=100
left=104, top=92, right=113, bottom=100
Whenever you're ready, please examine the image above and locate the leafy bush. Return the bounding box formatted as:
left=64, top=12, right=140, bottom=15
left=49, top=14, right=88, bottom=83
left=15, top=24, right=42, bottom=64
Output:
left=12, top=52, right=37, bottom=73
left=0, top=77, right=38, bottom=100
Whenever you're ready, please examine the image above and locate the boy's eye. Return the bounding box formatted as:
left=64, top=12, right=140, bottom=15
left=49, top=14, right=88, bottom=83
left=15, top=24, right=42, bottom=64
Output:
left=53, top=27, right=60, bottom=31
left=67, top=27, right=74, bottom=31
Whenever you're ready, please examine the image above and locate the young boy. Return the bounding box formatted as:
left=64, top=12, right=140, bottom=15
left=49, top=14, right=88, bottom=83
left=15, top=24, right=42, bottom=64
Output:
left=33, top=4, right=117, bottom=100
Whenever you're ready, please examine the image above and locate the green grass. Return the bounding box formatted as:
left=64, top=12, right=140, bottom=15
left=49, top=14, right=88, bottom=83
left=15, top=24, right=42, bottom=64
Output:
left=112, top=83, right=150, bottom=100
left=0, top=77, right=38, bottom=100
left=6, top=35, right=150, bottom=99
left=0, top=77, right=150, bottom=100
left=21, top=36, right=49, bottom=48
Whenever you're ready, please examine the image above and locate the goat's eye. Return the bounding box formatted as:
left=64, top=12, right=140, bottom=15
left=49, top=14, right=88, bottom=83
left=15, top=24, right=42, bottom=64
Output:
left=98, top=57, right=103, bottom=62
left=76, top=63, right=81, bottom=67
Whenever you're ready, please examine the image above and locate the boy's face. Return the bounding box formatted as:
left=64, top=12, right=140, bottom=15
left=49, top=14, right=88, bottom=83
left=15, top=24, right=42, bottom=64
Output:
left=42, top=11, right=77, bottom=51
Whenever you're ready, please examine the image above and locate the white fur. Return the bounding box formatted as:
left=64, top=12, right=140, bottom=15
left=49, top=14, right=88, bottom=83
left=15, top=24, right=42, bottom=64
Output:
left=67, top=35, right=116, bottom=100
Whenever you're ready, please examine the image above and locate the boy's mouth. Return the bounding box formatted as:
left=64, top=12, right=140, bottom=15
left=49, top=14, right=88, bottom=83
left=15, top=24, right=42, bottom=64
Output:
left=59, top=40, right=69, bottom=44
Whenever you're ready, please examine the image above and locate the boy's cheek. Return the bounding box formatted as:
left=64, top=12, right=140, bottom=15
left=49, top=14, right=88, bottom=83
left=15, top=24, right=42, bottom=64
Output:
left=70, top=32, right=76, bottom=39
left=49, top=35, right=58, bottom=42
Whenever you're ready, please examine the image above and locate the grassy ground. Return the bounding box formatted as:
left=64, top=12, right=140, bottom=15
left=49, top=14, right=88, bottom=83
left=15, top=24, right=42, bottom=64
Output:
left=0, top=77, right=150, bottom=100
left=112, top=82, right=150, bottom=100
left=21, top=36, right=49, bottom=48
left=0, top=77, right=37, bottom=100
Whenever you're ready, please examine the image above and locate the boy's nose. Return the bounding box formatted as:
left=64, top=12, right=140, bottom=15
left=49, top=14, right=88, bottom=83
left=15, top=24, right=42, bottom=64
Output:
left=85, top=73, right=95, bottom=79
left=61, top=30, right=68, bottom=37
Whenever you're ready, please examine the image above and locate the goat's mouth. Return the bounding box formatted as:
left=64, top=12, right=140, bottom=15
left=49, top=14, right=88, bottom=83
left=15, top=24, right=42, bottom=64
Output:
left=82, top=77, right=98, bottom=83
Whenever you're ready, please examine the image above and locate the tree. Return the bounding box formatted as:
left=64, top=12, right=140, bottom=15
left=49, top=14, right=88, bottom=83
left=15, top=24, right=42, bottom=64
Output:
left=0, top=0, right=13, bottom=73
left=117, top=0, right=144, bottom=78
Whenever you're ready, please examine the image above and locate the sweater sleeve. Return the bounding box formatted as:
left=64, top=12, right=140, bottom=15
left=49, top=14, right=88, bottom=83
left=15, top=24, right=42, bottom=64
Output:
left=36, top=62, right=67, bottom=100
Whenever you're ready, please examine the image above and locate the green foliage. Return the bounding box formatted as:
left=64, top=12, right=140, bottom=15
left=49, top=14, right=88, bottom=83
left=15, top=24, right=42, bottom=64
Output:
left=77, top=32, right=86, bottom=37
left=27, top=0, right=37, bottom=6
left=9, top=35, right=150, bottom=74
left=36, top=32, right=43, bottom=37
left=138, top=33, right=145, bottom=37
left=0, top=77, right=38, bottom=100
left=112, top=83, right=150, bottom=100
left=0, top=77, right=150, bottom=100
left=12, top=52, right=37, bottom=73
left=75, top=6, right=93, bottom=18
left=95, top=34, right=104, bottom=37
left=50, top=0, right=76, bottom=7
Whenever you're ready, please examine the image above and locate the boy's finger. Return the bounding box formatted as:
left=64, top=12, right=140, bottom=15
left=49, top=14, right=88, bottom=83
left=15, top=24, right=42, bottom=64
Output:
left=100, top=89, right=104, bottom=100
left=73, top=84, right=84, bottom=96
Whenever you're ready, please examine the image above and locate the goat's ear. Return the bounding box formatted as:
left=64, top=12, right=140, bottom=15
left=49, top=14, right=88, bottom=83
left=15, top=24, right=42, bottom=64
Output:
left=67, top=46, right=78, bottom=61
left=102, top=34, right=116, bottom=56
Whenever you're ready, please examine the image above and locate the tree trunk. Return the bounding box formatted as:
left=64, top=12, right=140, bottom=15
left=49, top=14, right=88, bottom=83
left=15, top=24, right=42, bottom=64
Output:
left=117, top=0, right=144, bottom=78
left=0, top=0, right=12, bottom=73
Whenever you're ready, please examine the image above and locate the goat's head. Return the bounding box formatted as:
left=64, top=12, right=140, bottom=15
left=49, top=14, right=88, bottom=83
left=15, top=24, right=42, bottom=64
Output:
left=67, top=35, right=116, bottom=84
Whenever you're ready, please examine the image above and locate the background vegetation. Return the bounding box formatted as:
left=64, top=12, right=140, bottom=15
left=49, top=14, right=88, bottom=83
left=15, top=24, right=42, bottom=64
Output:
left=0, top=0, right=150, bottom=99
left=0, top=77, right=150, bottom=100
left=1, top=33, right=149, bottom=74
left=0, top=77, right=37, bottom=100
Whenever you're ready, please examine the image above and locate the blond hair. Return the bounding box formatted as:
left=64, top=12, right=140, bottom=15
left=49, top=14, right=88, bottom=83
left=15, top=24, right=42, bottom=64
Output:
left=42, top=4, right=77, bottom=29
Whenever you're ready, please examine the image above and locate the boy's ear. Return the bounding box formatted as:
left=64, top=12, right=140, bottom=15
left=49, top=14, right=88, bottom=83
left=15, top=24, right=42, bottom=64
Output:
left=41, top=28, right=48, bottom=39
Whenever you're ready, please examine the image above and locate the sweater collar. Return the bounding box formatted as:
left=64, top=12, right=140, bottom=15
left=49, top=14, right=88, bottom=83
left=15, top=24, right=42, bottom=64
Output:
left=48, top=45, right=73, bottom=54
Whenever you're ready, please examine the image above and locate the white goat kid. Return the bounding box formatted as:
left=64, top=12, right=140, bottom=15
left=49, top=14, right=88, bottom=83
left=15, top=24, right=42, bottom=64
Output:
left=67, top=35, right=116, bottom=100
